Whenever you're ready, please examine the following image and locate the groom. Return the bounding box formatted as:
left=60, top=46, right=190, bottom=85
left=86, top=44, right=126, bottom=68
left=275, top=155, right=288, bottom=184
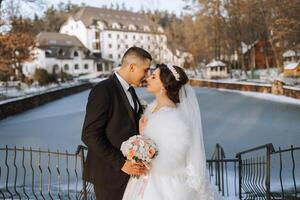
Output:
left=81, top=47, right=152, bottom=200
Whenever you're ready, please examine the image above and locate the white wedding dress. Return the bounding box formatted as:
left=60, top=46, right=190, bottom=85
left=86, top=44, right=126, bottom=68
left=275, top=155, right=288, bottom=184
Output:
left=122, top=85, right=218, bottom=200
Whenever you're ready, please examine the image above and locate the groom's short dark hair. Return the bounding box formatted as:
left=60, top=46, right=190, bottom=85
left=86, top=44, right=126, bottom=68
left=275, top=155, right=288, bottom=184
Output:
left=121, top=47, right=152, bottom=65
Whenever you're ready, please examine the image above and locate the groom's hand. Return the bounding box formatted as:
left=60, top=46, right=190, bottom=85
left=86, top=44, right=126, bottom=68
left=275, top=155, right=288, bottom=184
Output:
left=121, top=160, right=147, bottom=175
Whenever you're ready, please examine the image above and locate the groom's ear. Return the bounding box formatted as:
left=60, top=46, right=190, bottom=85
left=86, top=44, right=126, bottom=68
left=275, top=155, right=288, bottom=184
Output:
left=129, top=64, right=135, bottom=72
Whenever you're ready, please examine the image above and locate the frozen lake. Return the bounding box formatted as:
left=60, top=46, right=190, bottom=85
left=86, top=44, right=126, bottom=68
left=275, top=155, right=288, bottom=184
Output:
left=0, top=87, right=299, bottom=157
left=0, top=87, right=300, bottom=197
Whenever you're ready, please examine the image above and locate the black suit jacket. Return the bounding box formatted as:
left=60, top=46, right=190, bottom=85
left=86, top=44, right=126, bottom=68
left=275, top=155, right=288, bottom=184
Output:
left=81, top=74, right=143, bottom=189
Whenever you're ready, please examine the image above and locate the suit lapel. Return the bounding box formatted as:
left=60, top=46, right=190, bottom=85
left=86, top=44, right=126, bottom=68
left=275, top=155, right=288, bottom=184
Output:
left=112, top=74, right=137, bottom=128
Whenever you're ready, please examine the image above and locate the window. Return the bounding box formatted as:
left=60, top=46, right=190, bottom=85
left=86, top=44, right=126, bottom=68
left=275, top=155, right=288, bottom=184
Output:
left=144, top=26, right=151, bottom=32
left=58, top=49, right=64, bottom=56
left=75, top=64, right=79, bottom=70
left=125, top=45, right=128, bottom=49
left=118, top=54, right=121, bottom=59
left=45, top=49, right=51, bottom=56
left=148, top=36, right=150, bottom=41
left=109, top=54, right=113, bottom=59
left=84, top=64, right=89, bottom=69
left=95, top=31, right=100, bottom=39
left=117, top=44, right=121, bottom=49
left=93, top=42, right=100, bottom=50
left=97, top=63, right=103, bottom=71
left=109, top=44, right=112, bottom=48
left=108, top=33, right=112, bottom=38
left=74, top=51, right=79, bottom=57
left=140, top=36, right=143, bottom=40
left=64, top=64, right=69, bottom=70
left=125, top=34, right=128, bottom=39
left=117, top=34, right=120, bottom=39
left=129, top=24, right=136, bottom=30
left=53, top=64, right=59, bottom=72
left=133, top=35, right=136, bottom=40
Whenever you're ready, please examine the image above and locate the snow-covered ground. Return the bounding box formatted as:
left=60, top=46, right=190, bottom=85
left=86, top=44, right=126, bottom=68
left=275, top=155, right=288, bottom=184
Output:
left=0, top=81, right=84, bottom=105
left=215, top=88, right=300, bottom=106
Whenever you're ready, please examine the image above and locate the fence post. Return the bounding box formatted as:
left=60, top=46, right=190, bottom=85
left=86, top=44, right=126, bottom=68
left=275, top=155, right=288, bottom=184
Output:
left=79, top=147, right=88, bottom=200
left=237, top=154, right=242, bottom=200
left=266, top=146, right=272, bottom=200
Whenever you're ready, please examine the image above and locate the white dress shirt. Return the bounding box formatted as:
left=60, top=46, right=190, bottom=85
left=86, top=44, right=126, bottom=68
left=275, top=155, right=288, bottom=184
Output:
left=115, top=72, right=139, bottom=111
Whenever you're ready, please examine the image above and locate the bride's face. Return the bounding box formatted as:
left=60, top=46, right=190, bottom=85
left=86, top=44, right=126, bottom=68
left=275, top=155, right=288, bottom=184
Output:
left=146, top=68, right=164, bottom=94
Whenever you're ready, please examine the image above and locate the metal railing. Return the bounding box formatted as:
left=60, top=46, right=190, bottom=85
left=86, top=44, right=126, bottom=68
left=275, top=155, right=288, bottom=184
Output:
left=235, top=143, right=300, bottom=200
left=206, top=143, right=239, bottom=197
left=207, top=143, right=300, bottom=200
left=236, top=143, right=275, bottom=200
left=1, top=143, right=299, bottom=199
left=0, top=145, right=95, bottom=200
left=270, top=145, right=300, bottom=200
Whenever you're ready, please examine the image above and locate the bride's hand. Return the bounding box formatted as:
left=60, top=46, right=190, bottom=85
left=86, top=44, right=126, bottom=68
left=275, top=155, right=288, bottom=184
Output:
left=139, top=116, right=148, bottom=135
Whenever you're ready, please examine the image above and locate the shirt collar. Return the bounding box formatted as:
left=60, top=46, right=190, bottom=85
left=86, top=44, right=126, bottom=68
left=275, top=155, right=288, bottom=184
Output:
left=115, top=71, right=130, bottom=91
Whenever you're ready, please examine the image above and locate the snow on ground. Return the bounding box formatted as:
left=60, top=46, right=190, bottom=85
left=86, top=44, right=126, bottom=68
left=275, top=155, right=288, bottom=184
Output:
left=214, top=88, right=300, bottom=106
left=0, top=81, right=83, bottom=105
left=190, top=78, right=272, bottom=87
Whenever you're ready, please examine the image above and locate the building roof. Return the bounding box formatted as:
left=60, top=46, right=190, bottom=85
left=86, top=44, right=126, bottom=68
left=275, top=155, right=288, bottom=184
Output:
left=284, top=62, right=300, bottom=70
left=71, top=6, right=159, bottom=33
left=283, top=50, right=300, bottom=57
left=36, top=32, right=86, bottom=48
left=36, top=32, right=94, bottom=59
left=206, top=60, right=226, bottom=68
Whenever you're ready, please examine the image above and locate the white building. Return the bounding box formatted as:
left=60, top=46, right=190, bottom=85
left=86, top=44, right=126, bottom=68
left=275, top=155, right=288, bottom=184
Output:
left=23, top=32, right=113, bottom=77
left=59, top=6, right=190, bottom=67
left=205, top=60, right=229, bottom=79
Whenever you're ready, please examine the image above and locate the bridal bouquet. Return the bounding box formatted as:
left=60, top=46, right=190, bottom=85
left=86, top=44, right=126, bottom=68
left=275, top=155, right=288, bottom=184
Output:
left=121, top=135, right=158, bottom=178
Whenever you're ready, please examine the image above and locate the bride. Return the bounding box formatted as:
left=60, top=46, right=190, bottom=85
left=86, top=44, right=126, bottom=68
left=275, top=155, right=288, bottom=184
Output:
left=122, top=64, right=218, bottom=200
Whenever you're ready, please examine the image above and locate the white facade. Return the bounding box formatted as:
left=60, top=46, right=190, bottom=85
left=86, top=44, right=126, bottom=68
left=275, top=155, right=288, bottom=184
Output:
left=205, top=60, right=229, bottom=79
left=60, top=7, right=189, bottom=67
left=23, top=49, right=95, bottom=77
left=23, top=32, right=114, bottom=78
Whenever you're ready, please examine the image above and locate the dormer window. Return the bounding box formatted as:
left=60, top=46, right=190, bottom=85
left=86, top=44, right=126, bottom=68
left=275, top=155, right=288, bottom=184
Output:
left=86, top=50, right=91, bottom=56
left=58, top=49, right=64, bottom=57
left=112, top=22, right=121, bottom=29
left=74, top=51, right=79, bottom=57
left=128, top=24, right=136, bottom=31
left=157, top=26, right=164, bottom=33
left=45, top=49, right=52, bottom=56
left=97, top=21, right=106, bottom=30
left=143, top=26, right=151, bottom=32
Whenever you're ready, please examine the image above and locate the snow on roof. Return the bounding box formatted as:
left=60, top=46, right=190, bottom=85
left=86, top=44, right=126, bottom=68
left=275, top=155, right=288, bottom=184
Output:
left=284, top=62, right=300, bottom=70
left=206, top=60, right=226, bottom=68
left=283, top=50, right=300, bottom=57
left=283, top=50, right=295, bottom=57
left=242, top=40, right=258, bottom=54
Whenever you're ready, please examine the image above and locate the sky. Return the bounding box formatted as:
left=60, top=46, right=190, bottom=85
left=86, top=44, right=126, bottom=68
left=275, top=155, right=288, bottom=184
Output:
left=21, top=0, right=190, bottom=18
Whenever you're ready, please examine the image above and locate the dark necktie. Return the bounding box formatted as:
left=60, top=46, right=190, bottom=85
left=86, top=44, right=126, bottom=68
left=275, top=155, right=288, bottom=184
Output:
left=128, top=86, right=139, bottom=113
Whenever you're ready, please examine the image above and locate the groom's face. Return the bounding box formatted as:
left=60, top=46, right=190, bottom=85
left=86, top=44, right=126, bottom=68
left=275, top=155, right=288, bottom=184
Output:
left=130, top=58, right=151, bottom=86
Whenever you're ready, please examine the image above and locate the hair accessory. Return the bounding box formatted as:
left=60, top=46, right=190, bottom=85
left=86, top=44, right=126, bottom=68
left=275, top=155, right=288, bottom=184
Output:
left=167, top=65, right=180, bottom=81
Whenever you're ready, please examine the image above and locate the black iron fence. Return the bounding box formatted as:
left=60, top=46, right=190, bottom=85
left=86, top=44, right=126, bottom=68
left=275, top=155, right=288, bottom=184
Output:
left=207, top=143, right=300, bottom=200
left=206, top=143, right=239, bottom=197
left=1, top=143, right=299, bottom=199
left=0, top=145, right=95, bottom=200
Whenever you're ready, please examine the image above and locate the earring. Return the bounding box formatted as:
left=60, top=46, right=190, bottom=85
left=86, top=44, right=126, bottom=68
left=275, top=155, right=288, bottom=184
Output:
left=160, top=88, right=164, bottom=95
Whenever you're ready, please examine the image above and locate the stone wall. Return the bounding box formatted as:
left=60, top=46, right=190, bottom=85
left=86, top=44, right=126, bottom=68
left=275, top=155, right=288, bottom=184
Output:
left=0, top=83, right=92, bottom=120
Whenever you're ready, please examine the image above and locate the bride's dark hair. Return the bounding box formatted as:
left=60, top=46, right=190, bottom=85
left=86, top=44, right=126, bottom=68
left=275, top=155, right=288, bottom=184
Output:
left=156, top=63, right=189, bottom=103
